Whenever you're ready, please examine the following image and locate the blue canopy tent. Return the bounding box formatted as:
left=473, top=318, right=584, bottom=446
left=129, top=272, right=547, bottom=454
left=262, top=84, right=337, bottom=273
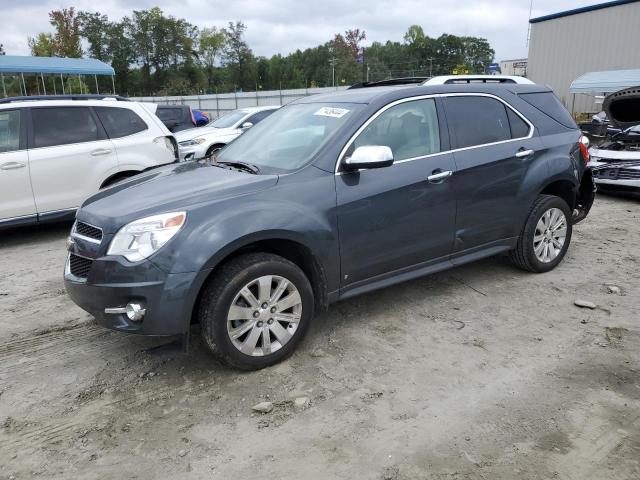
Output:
left=0, top=56, right=115, bottom=97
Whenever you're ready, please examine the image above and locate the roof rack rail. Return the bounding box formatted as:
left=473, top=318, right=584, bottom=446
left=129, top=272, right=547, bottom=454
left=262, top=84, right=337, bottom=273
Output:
left=0, top=94, right=131, bottom=104
left=348, top=77, right=429, bottom=89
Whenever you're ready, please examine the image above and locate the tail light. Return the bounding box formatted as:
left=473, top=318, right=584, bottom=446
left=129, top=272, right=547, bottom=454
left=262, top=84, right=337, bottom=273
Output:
left=578, top=135, right=590, bottom=164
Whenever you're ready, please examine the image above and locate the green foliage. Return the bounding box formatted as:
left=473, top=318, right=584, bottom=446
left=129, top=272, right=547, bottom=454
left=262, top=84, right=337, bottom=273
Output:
left=30, top=8, right=495, bottom=95
left=28, top=33, right=56, bottom=57
left=29, top=7, right=82, bottom=58
left=49, top=7, right=82, bottom=57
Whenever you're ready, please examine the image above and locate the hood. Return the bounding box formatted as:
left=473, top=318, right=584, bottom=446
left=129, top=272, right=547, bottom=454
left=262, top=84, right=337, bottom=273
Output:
left=603, top=86, right=640, bottom=129
left=175, top=126, right=238, bottom=142
left=78, top=161, right=278, bottom=233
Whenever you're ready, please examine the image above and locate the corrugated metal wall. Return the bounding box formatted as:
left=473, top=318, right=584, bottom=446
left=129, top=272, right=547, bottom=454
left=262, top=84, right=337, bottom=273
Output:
left=132, top=86, right=348, bottom=120
left=527, top=1, right=640, bottom=114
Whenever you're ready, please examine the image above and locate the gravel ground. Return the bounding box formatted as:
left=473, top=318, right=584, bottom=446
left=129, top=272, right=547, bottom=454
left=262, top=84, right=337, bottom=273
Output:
left=0, top=194, right=639, bottom=480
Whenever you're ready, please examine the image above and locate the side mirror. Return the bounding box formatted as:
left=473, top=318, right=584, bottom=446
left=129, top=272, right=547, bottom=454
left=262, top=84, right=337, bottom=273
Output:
left=343, top=145, right=394, bottom=170
left=241, top=122, right=253, bottom=130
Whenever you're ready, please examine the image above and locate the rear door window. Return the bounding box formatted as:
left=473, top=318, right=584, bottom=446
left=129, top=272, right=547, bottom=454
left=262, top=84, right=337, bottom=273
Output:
left=0, top=110, right=21, bottom=153
left=506, top=108, right=530, bottom=138
left=445, top=96, right=511, bottom=148
left=95, top=107, right=148, bottom=138
left=32, top=107, right=99, bottom=148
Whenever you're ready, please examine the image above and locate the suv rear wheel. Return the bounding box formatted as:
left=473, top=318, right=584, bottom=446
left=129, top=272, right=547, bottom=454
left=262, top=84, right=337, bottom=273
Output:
left=198, top=253, right=314, bottom=370
left=510, top=195, right=573, bottom=273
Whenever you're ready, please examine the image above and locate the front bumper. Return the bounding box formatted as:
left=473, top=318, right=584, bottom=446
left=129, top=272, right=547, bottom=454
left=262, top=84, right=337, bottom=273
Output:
left=64, top=252, right=203, bottom=336
left=178, top=143, right=207, bottom=160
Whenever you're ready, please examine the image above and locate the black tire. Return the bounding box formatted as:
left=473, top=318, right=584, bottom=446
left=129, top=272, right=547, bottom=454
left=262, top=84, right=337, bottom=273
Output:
left=198, top=252, right=314, bottom=370
left=509, top=194, right=573, bottom=273
left=206, top=144, right=225, bottom=158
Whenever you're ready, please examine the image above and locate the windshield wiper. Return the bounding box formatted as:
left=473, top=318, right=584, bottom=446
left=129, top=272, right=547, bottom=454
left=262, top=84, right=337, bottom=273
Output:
left=215, top=160, right=260, bottom=174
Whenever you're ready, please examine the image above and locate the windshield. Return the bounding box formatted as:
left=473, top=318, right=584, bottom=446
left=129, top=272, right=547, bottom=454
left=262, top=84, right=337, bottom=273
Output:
left=217, top=103, right=362, bottom=172
left=210, top=110, right=247, bottom=128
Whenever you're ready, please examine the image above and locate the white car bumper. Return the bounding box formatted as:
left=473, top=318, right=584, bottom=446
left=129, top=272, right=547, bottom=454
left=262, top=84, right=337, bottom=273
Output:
left=178, top=143, right=209, bottom=160
left=588, top=153, right=640, bottom=191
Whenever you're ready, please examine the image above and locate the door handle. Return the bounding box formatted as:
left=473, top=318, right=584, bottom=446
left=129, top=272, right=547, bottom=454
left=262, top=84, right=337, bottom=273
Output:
left=0, top=161, right=26, bottom=170
left=515, top=149, right=535, bottom=158
left=91, top=149, right=112, bottom=156
left=427, top=170, right=453, bottom=183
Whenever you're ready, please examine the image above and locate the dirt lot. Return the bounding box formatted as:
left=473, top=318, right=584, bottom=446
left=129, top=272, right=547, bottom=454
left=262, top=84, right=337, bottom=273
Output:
left=0, top=194, right=639, bottom=480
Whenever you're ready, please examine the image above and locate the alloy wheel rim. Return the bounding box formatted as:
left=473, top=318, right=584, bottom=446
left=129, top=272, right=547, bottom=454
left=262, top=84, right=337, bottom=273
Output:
left=533, top=207, right=567, bottom=263
left=226, top=275, right=302, bottom=356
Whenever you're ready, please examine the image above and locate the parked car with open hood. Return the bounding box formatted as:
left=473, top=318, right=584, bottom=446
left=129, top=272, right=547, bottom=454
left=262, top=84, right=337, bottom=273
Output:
left=589, top=86, right=640, bottom=196
left=64, top=83, right=594, bottom=370
left=175, top=106, right=279, bottom=160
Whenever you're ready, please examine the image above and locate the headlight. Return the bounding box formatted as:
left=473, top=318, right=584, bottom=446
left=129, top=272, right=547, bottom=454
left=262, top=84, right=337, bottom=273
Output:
left=107, top=212, right=186, bottom=262
left=178, top=137, right=207, bottom=147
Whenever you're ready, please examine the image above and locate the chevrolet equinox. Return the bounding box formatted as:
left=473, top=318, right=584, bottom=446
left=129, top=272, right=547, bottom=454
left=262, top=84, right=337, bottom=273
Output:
left=64, top=83, right=595, bottom=370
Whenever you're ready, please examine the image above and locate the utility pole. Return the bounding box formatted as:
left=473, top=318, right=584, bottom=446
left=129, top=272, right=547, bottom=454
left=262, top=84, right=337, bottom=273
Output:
left=329, top=58, right=337, bottom=88
left=526, top=0, right=534, bottom=49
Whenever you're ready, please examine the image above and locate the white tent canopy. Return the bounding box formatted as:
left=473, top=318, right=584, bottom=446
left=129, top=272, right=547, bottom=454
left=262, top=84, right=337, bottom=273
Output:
left=569, top=69, right=640, bottom=94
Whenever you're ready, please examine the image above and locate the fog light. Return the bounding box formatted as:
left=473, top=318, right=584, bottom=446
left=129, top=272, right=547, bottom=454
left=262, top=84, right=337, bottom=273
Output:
left=125, top=303, right=146, bottom=322
left=104, top=302, right=146, bottom=322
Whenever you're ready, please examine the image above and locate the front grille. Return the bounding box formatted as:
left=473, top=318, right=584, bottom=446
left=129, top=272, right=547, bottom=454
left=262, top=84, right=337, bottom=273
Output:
left=69, top=253, right=93, bottom=279
left=74, top=221, right=103, bottom=241
left=617, top=168, right=640, bottom=180
left=595, top=168, right=640, bottom=180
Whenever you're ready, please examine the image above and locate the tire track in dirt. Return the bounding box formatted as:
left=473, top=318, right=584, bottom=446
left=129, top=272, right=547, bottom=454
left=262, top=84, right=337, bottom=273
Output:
left=0, top=323, right=144, bottom=378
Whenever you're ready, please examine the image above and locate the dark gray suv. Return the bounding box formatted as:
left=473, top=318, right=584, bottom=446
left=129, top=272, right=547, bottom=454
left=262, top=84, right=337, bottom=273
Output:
left=64, top=83, right=595, bottom=370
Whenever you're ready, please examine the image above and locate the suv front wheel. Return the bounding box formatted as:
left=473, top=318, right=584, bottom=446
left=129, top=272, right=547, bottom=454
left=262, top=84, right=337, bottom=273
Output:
left=199, top=252, right=314, bottom=370
left=510, top=195, right=573, bottom=273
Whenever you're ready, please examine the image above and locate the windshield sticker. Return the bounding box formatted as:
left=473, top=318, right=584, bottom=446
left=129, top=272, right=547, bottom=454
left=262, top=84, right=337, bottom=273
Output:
left=314, top=107, right=350, bottom=118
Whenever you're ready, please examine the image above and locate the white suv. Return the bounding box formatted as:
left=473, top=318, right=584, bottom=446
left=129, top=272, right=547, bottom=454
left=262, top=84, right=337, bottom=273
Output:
left=0, top=96, right=178, bottom=228
left=175, top=106, right=279, bottom=160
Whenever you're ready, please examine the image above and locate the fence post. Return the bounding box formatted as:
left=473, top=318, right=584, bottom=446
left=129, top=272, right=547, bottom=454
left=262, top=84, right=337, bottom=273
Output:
left=256, top=89, right=259, bottom=107
left=198, top=95, right=202, bottom=110
left=215, top=89, right=219, bottom=119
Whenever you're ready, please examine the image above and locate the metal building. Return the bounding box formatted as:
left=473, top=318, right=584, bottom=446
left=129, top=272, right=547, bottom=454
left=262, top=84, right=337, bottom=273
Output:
left=527, top=0, right=640, bottom=114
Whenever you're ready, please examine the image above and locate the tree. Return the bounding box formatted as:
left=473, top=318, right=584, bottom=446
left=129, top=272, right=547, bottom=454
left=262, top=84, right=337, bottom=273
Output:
left=78, top=11, right=111, bottom=61
left=0, top=43, right=5, bottom=55
left=199, top=27, right=225, bottom=69
left=49, top=7, right=82, bottom=57
left=344, top=28, right=366, bottom=59
left=28, top=33, right=56, bottom=57
left=222, top=21, right=255, bottom=90
left=199, top=27, right=226, bottom=91
left=403, top=25, right=426, bottom=47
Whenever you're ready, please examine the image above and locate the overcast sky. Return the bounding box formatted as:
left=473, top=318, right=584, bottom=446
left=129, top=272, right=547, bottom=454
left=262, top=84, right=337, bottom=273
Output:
left=2, top=0, right=596, bottom=61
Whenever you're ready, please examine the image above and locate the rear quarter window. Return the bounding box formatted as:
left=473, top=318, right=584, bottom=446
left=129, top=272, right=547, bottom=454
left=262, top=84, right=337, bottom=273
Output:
left=518, top=92, right=577, bottom=129
left=95, top=107, right=148, bottom=138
